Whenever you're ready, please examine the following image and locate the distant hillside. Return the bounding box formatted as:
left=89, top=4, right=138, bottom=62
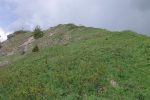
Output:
left=0, top=24, right=150, bottom=99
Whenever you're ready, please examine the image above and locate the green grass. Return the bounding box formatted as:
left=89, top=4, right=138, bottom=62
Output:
left=0, top=24, right=150, bottom=100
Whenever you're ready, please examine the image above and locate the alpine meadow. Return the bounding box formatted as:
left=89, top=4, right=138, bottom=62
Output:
left=0, top=24, right=150, bottom=99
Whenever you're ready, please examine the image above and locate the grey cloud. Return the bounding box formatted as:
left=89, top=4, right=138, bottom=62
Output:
left=133, top=0, right=150, bottom=11
left=1, top=0, right=150, bottom=35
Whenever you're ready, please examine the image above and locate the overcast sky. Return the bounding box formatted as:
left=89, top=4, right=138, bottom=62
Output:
left=0, top=0, right=150, bottom=41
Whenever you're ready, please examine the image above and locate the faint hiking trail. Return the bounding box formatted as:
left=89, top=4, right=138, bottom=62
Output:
left=18, top=36, right=35, bottom=54
left=22, top=36, right=35, bottom=46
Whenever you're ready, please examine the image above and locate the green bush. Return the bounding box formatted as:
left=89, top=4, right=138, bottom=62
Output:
left=32, top=45, right=39, bottom=52
left=33, top=26, right=43, bottom=39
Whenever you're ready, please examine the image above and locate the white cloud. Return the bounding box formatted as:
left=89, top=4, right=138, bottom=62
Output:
left=0, top=27, right=11, bottom=42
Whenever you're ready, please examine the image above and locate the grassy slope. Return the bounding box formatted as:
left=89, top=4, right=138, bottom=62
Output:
left=0, top=24, right=150, bottom=100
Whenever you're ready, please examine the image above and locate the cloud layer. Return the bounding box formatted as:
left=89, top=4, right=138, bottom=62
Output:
left=133, top=0, right=150, bottom=11
left=0, top=0, right=150, bottom=36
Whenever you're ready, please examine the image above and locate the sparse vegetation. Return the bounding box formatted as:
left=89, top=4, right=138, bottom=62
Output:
left=0, top=42, right=2, bottom=49
left=13, top=30, right=29, bottom=35
left=0, top=24, right=150, bottom=99
left=7, top=30, right=29, bottom=40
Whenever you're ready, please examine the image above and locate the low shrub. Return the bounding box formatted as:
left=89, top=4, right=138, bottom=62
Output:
left=32, top=45, right=39, bottom=52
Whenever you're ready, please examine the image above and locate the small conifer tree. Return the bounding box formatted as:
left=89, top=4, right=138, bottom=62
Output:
left=33, top=26, right=43, bottom=39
